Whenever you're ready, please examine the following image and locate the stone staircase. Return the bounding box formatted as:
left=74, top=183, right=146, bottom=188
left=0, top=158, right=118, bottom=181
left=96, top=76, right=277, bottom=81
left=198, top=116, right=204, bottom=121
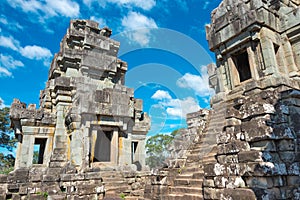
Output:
left=201, top=102, right=226, bottom=166
left=100, top=171, right=130, bottom=199
left=163, top=102, right=226, bottom=200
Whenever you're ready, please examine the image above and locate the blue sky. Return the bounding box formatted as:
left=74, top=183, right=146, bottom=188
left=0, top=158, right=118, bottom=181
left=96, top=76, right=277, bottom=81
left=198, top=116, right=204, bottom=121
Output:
left=0, top=0, right=222, bottom=136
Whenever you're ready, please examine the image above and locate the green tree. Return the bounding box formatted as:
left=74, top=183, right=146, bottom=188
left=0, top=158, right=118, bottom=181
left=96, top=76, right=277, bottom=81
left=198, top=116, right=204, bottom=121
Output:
left=32, top=151, right=39, bottom=164
left=146, top=129, right=181, bottom=169
left=0, top=101, right=17, bottom=172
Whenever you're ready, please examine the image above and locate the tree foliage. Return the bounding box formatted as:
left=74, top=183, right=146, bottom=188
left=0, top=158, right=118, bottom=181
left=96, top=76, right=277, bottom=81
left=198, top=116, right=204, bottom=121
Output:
left=0, top=102, right=16, bottom=171
left=0, top=106, right=16, bottom=151
left=145, top=129, right=181, bottom=169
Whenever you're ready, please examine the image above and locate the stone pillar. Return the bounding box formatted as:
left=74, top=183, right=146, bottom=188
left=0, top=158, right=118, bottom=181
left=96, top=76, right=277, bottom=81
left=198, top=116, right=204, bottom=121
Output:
left=82, top=124, right=90, bottom=170
left=282, top=39, right=298, bottom=76
left=43, top=136, right=53, bottom=166
left=14, top=135, right=23, bottom=169
left=53, top=104, right=68, bottom=149
left=260, top=28, right=280, bottom=76
left=110, top=129, right=119, bottom=165
left=137, top=139, right=146, bottom=168
left=19, top=135, right=34, bottom=168
left=119, top=133, right=132, bottom=166
left=70, top=129, right=83, bottom=166
left=292, top=40, right=300, bottom=70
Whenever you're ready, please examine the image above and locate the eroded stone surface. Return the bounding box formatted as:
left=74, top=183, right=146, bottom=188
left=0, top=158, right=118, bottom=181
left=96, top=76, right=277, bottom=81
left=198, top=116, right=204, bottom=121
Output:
left=4, top=20, right=151, bottom=200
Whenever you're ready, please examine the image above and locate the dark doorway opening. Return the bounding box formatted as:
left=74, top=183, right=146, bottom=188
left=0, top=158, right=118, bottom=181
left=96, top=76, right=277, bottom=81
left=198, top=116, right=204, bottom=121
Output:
left=233, top=51, right=252, bottom=82
left=94, top=131, right=112, bottom=162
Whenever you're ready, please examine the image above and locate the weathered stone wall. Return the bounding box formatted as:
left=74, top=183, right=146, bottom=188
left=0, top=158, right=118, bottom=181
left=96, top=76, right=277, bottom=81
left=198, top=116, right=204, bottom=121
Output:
left=0, top=165, right=151, bottom=199
left=3, top=19, right=151, bottom=200
left=203, top=0, right=300, bottom=199
left=204, top=87, right=300, bottom=199
left=10, top=19, right=150, bottom=171
left=146, top=1, right=300, bottom=199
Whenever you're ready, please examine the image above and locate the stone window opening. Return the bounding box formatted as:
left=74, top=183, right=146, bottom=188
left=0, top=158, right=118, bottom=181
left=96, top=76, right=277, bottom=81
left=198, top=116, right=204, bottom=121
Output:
left=232, top=51, right=252, bottom=82
left=33, top=138, right=47, bottom=164
left=131, top=141, right=138, bottom=163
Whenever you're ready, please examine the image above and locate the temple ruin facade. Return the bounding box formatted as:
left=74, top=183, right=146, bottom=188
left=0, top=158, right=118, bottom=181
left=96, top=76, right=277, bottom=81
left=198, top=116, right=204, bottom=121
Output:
left=147, top=0, right=300, bottom=199
left=1, top=0, right=300, bottom=199
left=10, top=20, right=150, bottom=171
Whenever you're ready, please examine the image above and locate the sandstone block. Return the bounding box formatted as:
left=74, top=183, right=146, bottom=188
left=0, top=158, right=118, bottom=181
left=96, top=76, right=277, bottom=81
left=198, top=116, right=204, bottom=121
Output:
left=238, top=151, right=263, bottom=162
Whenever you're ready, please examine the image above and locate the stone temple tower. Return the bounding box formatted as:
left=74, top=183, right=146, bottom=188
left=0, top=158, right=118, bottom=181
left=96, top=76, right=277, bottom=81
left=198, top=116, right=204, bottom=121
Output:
left=203, top=0, right=300, bottom=199
left=10, top=20, right=150, bottom=171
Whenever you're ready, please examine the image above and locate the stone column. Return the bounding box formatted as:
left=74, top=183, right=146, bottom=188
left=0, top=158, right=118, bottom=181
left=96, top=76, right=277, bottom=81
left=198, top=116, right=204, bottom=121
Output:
left=14, top=134, right=23, bottom=169
left=292, top=40, right=300, bottom=71
left=260, top=28, right=280, bottom=76
left=136, top=139, right=146, bottom=168
left=82, top=123, right=90, bottom=170
left=118, top=133, right=132, bottom=166
left=53, top=104, right=68, bottom=149
left=110, top=129, right=119, bottom=165
left=282, top=39, right=298, bottom=76
left=19, top=134, right=34, bottom=168
left=70, top=129, right=83, bottom=166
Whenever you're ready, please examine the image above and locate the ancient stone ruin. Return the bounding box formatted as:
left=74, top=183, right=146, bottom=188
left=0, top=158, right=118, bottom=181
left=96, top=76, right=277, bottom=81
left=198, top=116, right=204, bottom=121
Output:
left=145, top=0, right=300, bottom=199
left=0, top=19, right=150, bottom=199
left=1, top=0, right=300, bottom=199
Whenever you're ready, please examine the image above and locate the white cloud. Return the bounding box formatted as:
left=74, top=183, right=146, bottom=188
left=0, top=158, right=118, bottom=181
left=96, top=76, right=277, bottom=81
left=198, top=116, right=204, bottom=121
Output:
left=0, top=67, right=12, bottom=77
left=85, top=0, right=156, bottom=11
left=202, top=1, right=210, bottom=9
left=109, top=0, right=156, bottom=10
left=0, top=54, right=24, bottom=69
left=90, top=16, right=106, bottom=26
left=121, top=11, right=158, bottom=46
left=0, top=16, right=8, bottom=25
left=151, top=90, right=172, bottom=100
left=0, top=35, right=20, bottom=51
left=0, top=54, right=24, bottom=77
left=0, top=15, right=24, bottom=31
left=45, top=0, right=80, bottom=17
left=176, top=65, right=214, bottom=97
left=122, top=11, right=158, bottom=30
left=151, top=90, right=200, bottom=119
left=20, top=45, right=52, bottom=60
left=0, top=34, right=52, bottom=67
left=0, top=98, right=11, bottom=108
left=7, top=0, right=80, bottom=18
left=164, top=97, right=200, bottom=118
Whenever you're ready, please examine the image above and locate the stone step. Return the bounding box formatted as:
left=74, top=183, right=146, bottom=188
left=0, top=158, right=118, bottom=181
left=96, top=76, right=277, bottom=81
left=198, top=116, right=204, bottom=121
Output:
left=125, top=197, right=144, bottom=200
left=170, top=186, right=202, bottom=194
left=102, top=177, right=125, bottom=182
left=174, top=178, right=190, bottom=186
left=182, top=166, right=200, bottom=174
left=163, top=194, right=184, bottom=200
left=174, top=178, right=203, bottom=186
left=164, top=194, right=203, bottom=200
left=104, top=180, right=128, bottom=187
left=182, top=194, right=204, bottom=200
left=105, top=185, right=130, bottom=194
left=100, top=171, right=123, bottom=178
left=185, top=162, right=199, bottom=168
left=176, top=174, right=193, bottom=179
left=186, top=154, right=201, bottom=162
left=192, top=172, right=204, bottom=179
